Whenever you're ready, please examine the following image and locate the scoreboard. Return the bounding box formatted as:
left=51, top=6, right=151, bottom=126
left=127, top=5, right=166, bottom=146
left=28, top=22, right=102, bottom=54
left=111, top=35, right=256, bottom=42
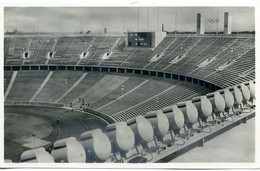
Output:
left=125, top=31, right=166, bottom=48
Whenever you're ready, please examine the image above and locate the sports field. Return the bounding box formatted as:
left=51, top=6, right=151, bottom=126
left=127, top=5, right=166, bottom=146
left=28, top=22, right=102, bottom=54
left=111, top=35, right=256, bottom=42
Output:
left=4, top=105, right=107, bottom=162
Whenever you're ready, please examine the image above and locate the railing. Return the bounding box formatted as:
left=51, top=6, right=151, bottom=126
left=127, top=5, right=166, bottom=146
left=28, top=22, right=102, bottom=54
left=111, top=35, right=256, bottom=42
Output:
left=82, top=107, right=115, bottom=124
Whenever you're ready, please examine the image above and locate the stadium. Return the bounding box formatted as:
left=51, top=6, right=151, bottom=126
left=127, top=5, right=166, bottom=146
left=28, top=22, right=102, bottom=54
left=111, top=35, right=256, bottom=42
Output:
left=3, top=7, right=255, bottom=163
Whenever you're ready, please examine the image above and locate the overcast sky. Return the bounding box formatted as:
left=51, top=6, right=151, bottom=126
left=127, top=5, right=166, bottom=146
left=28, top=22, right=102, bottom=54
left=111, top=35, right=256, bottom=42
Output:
left=4, top=7, right=255, bottom=33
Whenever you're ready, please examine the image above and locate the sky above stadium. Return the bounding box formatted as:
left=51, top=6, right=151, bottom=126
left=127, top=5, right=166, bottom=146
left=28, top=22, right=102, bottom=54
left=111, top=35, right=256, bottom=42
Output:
left=4, top=7, right=255, bottom=33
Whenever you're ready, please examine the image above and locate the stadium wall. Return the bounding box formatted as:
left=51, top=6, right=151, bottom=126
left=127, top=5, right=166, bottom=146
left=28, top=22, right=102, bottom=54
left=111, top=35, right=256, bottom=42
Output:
left=4, top=65, right=222, bottom=91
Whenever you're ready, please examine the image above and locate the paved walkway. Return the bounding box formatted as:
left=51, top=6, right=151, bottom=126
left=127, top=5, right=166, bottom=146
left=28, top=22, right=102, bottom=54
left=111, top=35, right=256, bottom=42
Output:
left=170, top=117, right=255, bottom=162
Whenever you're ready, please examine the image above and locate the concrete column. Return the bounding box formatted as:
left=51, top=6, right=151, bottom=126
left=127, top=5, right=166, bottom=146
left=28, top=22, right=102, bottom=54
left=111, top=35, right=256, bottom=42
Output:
left=224, top=12, right=232, bottom=35
left=197, top=13, right=205, bottom=35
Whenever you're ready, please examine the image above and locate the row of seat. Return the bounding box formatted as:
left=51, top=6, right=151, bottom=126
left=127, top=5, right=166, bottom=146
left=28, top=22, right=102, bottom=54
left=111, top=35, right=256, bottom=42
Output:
left=4, top=36, right=255, bottom=89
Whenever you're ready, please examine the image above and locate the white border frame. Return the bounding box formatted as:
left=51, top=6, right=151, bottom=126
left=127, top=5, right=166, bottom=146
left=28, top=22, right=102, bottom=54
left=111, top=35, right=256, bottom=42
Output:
left=0, top=0, right=259, bottom=169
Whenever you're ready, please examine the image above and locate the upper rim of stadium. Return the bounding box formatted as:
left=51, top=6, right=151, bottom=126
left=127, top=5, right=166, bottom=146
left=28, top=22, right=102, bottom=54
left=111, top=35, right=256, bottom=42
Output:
left=4, top=32, right=255, bottom=38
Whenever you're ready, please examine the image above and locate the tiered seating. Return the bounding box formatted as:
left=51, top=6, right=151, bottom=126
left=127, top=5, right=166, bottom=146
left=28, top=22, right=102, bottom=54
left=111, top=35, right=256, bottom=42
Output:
left=24, top=37, right=55, bottom=64
left=23, top=37, right=42, bottom=64
left=4, top=70, right=211, bottom=122
left=87, top=37, right=122, bottom=65
left=4, top=71, right=13, bottom=94
left=153, top=36, right=175, bottom=53
left=4, top=37, right=16, bottom=62
left=206, top=47, right=255, bottom=88
left=3, top=34, right=255, bottom=91
left=145, top=37, right=198, bottom=70
left=47, top=37, right=75, bottom=64
left=37, top=37, right=56, bottom=59
left=12, top=37, right=29, bottom=59
left=58, top=72, right=106, bottom=104
left=112, top=82, right=211, bottom=122
left=139, top=37, right=176, bottom=68
left=166, top=37, right=234, bottom=74
left=33, top=71, right=85, bottom=103
left=190, top=38, right=253, bottom=79
left=4, top=37, right=29, bottom=65
left=70, top=74, right=130, bottom=109
left=5, top=71, right=49, bottom=102
left=161, top=37, right=217, bottom=72
left=90, top=76, right=148, bottom=110
left=97, top=79, right=174, bottom=115
left=99, top=38, right=130, bottom=66
left=76, top=37, right=119, bottom=66
left=78, top=36, right=106, bottom=65
left=119, top=49, right=155, bottom=68
left=53, top=37, right=73, bottom=57
left=99, top=50, right=132, bottom=66
left=144, top=37, right=183, bottom=69
left=63, top=36, right=94, bottom=59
